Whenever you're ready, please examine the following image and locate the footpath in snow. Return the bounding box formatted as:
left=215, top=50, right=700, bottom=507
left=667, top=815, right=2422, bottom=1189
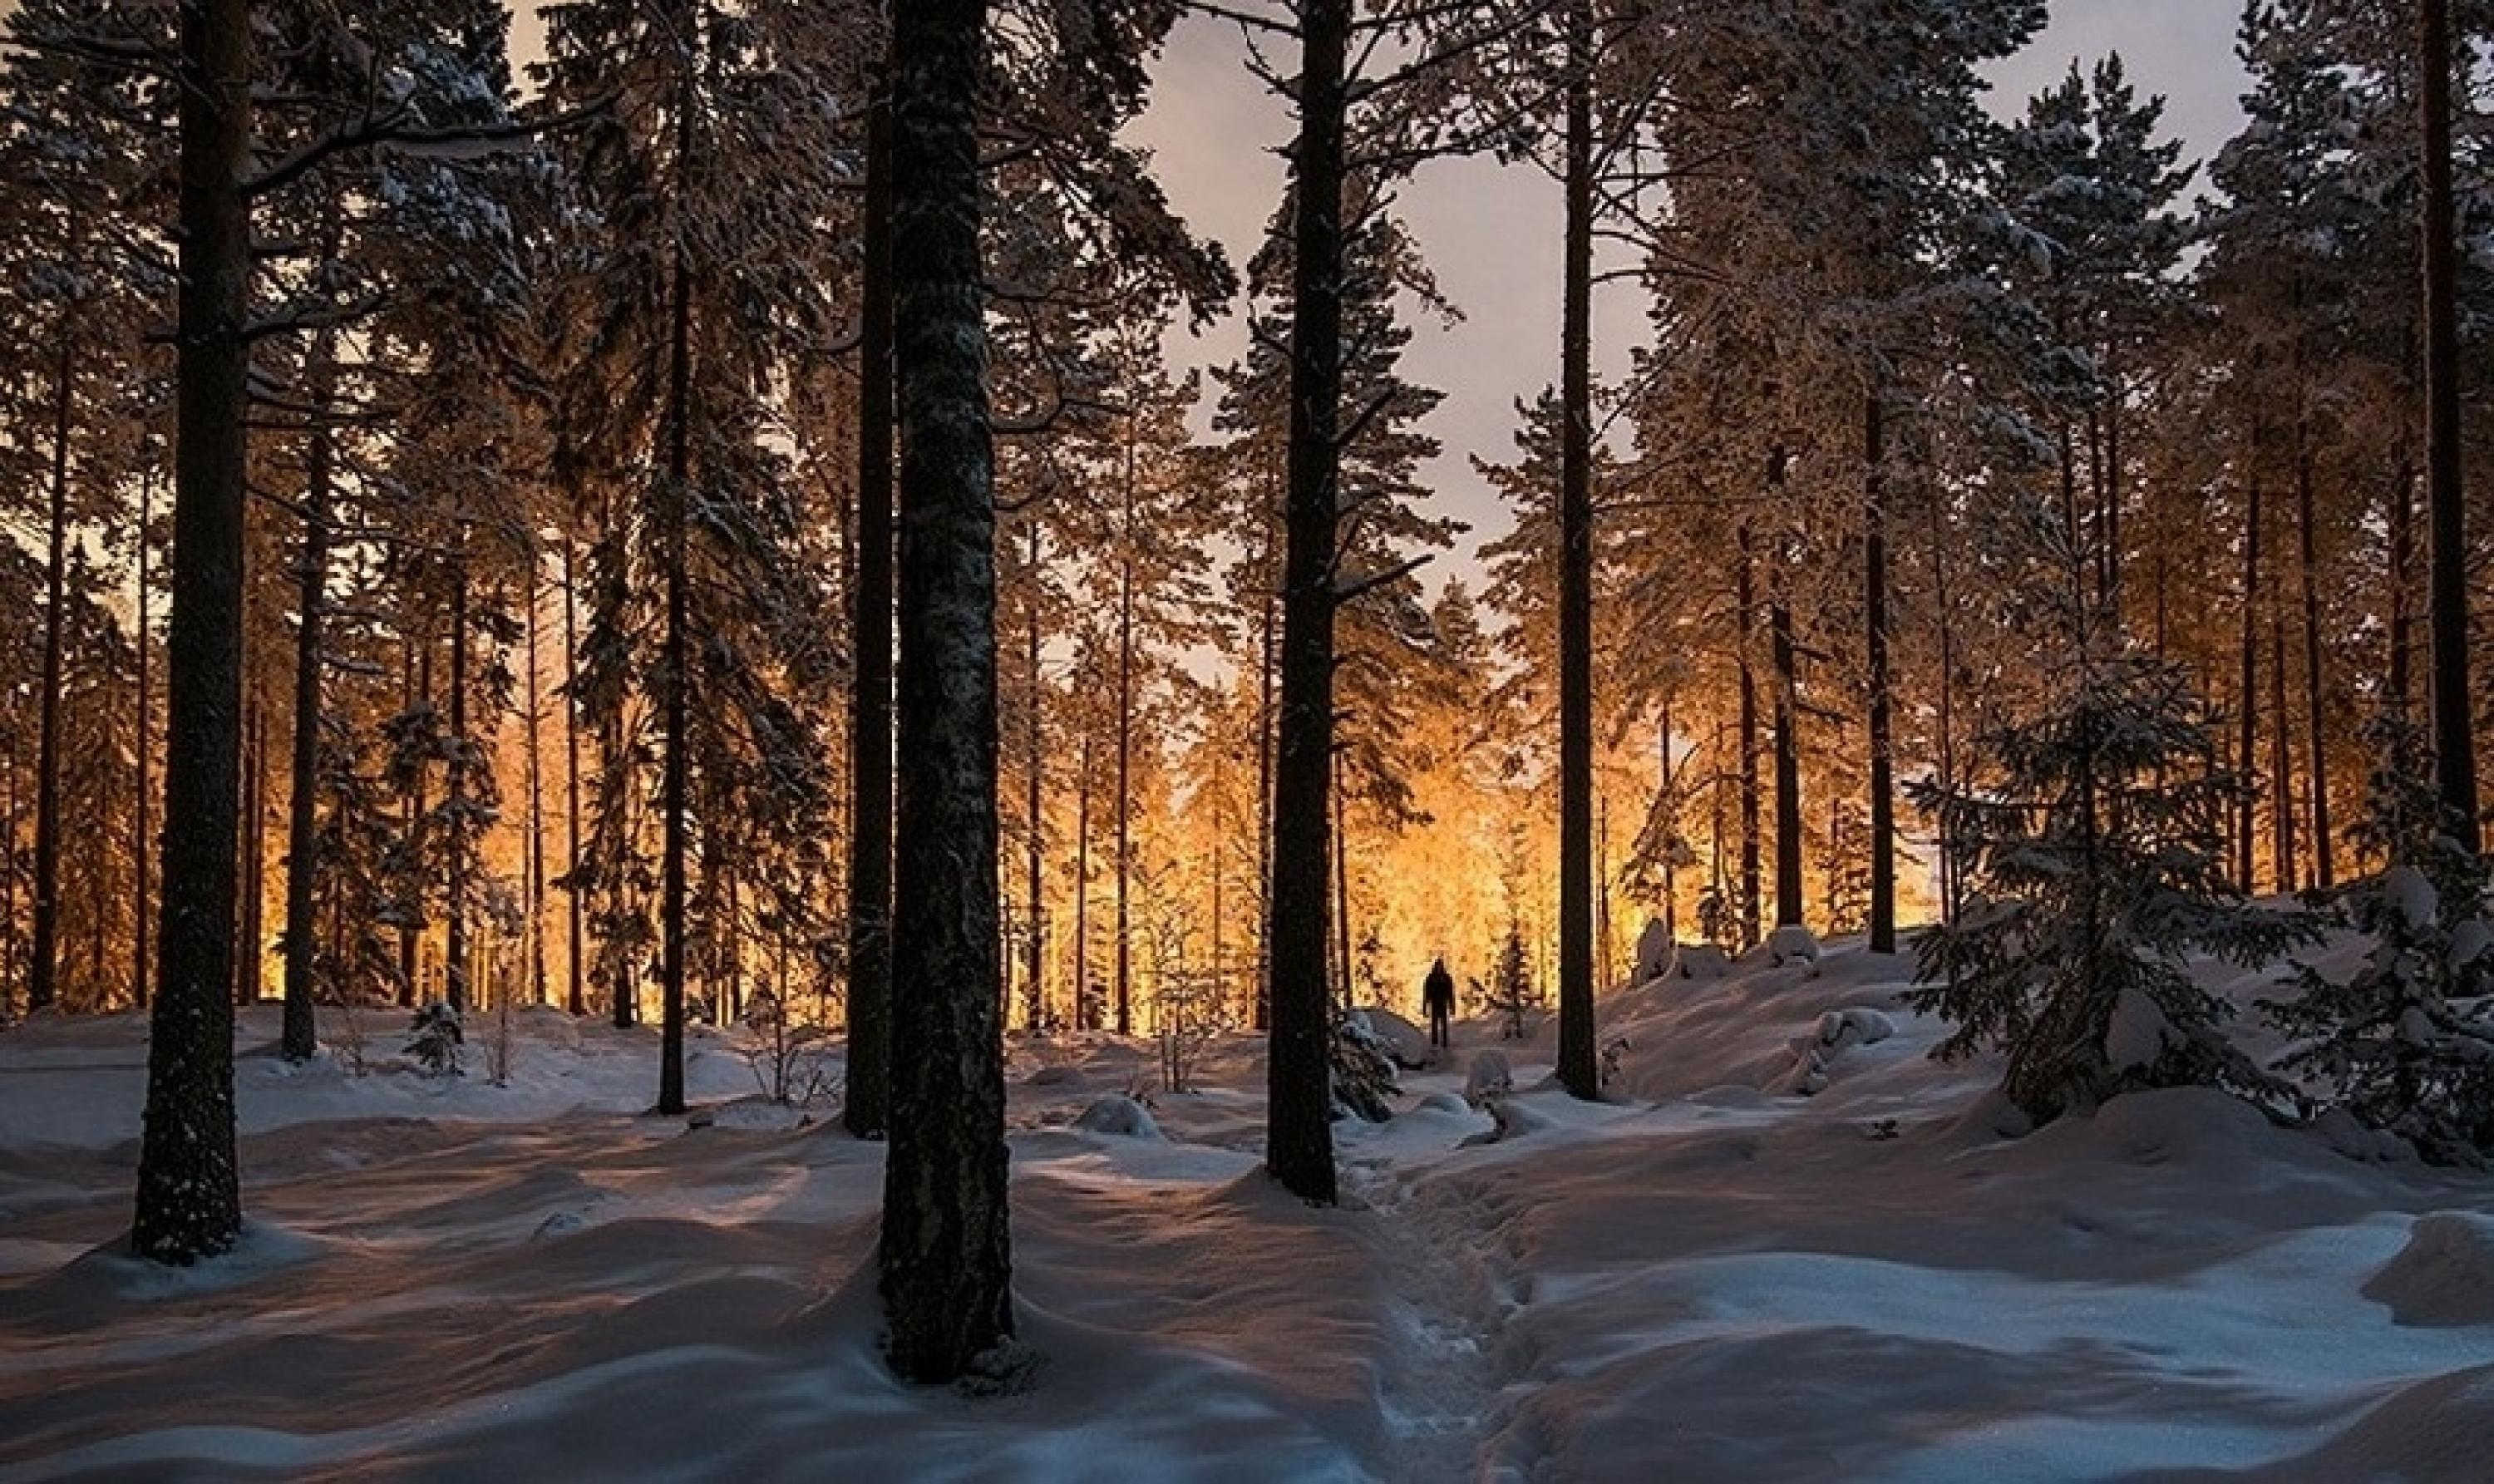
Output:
left=5, top=938, right=2494, bottom=1481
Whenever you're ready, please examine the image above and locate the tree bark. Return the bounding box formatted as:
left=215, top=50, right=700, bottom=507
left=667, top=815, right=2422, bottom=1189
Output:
left=446, top=556, right=471, bottom=1015
left=2296, top=415, right=2333, bottom=889
left=1264, top=0, right=1349, bottom=1205
left=1554, top=0, right=1598, bottom=1098
left=1735, top=521, right=1762, bottom=948
left=279, top=318, right=338, bottom=1061
left=2389, top=451, right=2416, bottom=715
left=134, top=470, right=152, bottom=1008
left=879, top=0, right=1013, bottom=1384
left=31, top=325, right=75, bottom=1013
left=844, top=70, right=896, bottom=1137
left=1865, top=391, right=1895, bottom=954
left=1023, top=516, right=1045, bottom=1031
left=1114, top=444, right=1136, bottom=1036
left=1073, top=730, right=1092, bottom=1028
left=655, top=41, right=698, bottom=1117
left=133, top=0, right=251, bottom=1262
left=563, top=537, right=585, bottom=1017
left=2420, top=0, right=2476, bottom=842
left=2238, top=440, right=2263, bottom=893
left=525, top=558, right=547, bottom=1005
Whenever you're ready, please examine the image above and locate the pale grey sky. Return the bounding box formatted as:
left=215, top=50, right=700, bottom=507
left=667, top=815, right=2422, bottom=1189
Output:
left=1131, top=1, right=2252, bottom=579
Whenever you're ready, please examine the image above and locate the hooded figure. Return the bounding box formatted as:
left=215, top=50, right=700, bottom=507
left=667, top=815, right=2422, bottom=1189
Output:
left=1423, top=958, right=1457, bottom=1049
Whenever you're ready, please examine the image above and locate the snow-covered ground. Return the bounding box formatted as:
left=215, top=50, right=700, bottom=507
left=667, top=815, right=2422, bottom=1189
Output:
left=5, top=940, right=2494, bottom=1482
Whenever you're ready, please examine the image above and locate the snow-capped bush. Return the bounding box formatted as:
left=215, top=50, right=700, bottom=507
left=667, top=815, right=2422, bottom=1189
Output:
left=740, top=989, right=839, bottom=1108
left=2265, top=715, right=2494, bottom=1165
left=1465, top=1049, right=1515, bottom=1107
left=1767, top=925, right=1821, bottom=969
left=1329, top=1009, right=1401, bottom=1122
left=405, top=1002, right=464, bottom=1077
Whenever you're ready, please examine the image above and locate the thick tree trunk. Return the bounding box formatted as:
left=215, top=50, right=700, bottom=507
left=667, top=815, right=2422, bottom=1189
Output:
left=1865, top=392, right=1895, bottom=954
left=31, top=328, right=75, bottom=1014
left=1264, top=0, right=1349, bottom=1205
left=879, top=0, right=1013, bottom=1384
left=656, top=56, right=697, bottom=1116
left=134, top=0, right=252, bottom=1262
left=844, top=73, right=895, bottom=1137
left=1554, top=0, right=1598, bottom=1098
left=1767, top=453, right=1802, bottom=930
left=2421, top=0, right=2476, bottom=842
left=279, top=323, right=338, bottom=1061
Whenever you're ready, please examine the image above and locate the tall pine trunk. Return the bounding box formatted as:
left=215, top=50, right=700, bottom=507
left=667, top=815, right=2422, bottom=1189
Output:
left=134, top=0, right=251, bottom=1264
left=2421, top=0, right=2476, bottom=843
left=1554, top=0, right=1597, bottom=1098
left=31, top=326, right=75, bottom=1013
left=844, top=72, right=896, bottom=1138
left=1736, top=523, right=1761, bottom=947
left=655, top=48, right=698, bottom=1117
left=1865, top=391, right=1895, bottom=954
left=2237, top=440, right=2262, bottom=893
left=134, top=471, right=152, bottom=1008
left=1767, top=452, right=1802, bottom=929
left=446, top=558, right=471, bottom=1014
left=279, top=318, right=338, bottom=1061
left=2296, top=416, right=2333, bottom=889
left=1023, top=518, right=1045, bottom=1031
left=563, top=539, right=586, bottom=1016
left=1114, top=452, right=1136, bottom=1036
left=879, top=0, right=1013, bottom=1383
left=1264, top=0, right=1349, bottom=1205
left=1073, top=731, right=1092, bottom=1028
left=525, top=561, right=547, bottom=1005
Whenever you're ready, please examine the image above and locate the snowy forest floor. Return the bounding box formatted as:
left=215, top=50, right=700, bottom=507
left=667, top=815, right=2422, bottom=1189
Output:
left=7, top=939, right=2494, bottom=1482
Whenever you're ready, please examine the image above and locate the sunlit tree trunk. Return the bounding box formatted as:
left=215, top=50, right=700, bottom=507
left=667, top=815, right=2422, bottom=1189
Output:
left=1735, top=523, right=1762, bottom=947
left=563, top=537, right=585, bottom=1017
left=2296, top=412, right=2332, bottom=890
left=2237, top=435, right=2262, bottom=894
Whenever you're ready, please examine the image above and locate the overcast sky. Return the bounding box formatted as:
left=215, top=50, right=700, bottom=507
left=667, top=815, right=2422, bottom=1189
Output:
left=1128, top=2, right=2252, bottom=580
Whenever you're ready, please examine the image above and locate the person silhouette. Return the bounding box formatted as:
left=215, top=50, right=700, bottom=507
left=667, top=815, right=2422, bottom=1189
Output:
left=1423, top=957, right=1456, bottom=1050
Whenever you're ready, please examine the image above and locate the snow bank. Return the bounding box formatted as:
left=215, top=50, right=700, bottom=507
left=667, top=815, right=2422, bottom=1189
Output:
left=2365, top=1213, right=2494, bottom=1327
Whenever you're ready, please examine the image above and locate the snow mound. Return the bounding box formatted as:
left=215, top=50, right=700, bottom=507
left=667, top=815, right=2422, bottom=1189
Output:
left=1668, top=944, right=1733, bottom=980
left=2103, top=985, right=2177, bottom=1074
left=1072, top=1095, right=1162, bottom=1140
left=1466, top=1050, right=1515, bottom=1106
left=1816, top=1008, right=1895, bottom=1049
left=1354, top=1005, right=1429, bottom=1069
left=1766, top=924, right=1821, bottom=969
left=2365, top=1214, right=2494, bottom=1328
left=1026, top=1064, right=1085, bottom=1087
left=1415, top=1092, right=1472, bottom=1116
left=1631, top=919, right=1674, bottom=986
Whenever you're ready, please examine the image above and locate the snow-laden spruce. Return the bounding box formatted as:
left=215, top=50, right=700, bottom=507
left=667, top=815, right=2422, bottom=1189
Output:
left=1911, top=507, right=2323, bottom=1126
left=2265, top=715, right=2494, bottom=1165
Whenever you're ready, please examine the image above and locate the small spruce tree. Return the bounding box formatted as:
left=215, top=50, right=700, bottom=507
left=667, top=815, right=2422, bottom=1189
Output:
left=1481, top=917, right=1544, bottom=1040
left=2264, top=714, right=2494, bottom=1164
left=1910, top=505, right=2322, bottom=1125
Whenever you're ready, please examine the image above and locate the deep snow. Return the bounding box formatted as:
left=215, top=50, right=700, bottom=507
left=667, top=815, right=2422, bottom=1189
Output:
left=4, top=937, right=2492, bottom=1482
